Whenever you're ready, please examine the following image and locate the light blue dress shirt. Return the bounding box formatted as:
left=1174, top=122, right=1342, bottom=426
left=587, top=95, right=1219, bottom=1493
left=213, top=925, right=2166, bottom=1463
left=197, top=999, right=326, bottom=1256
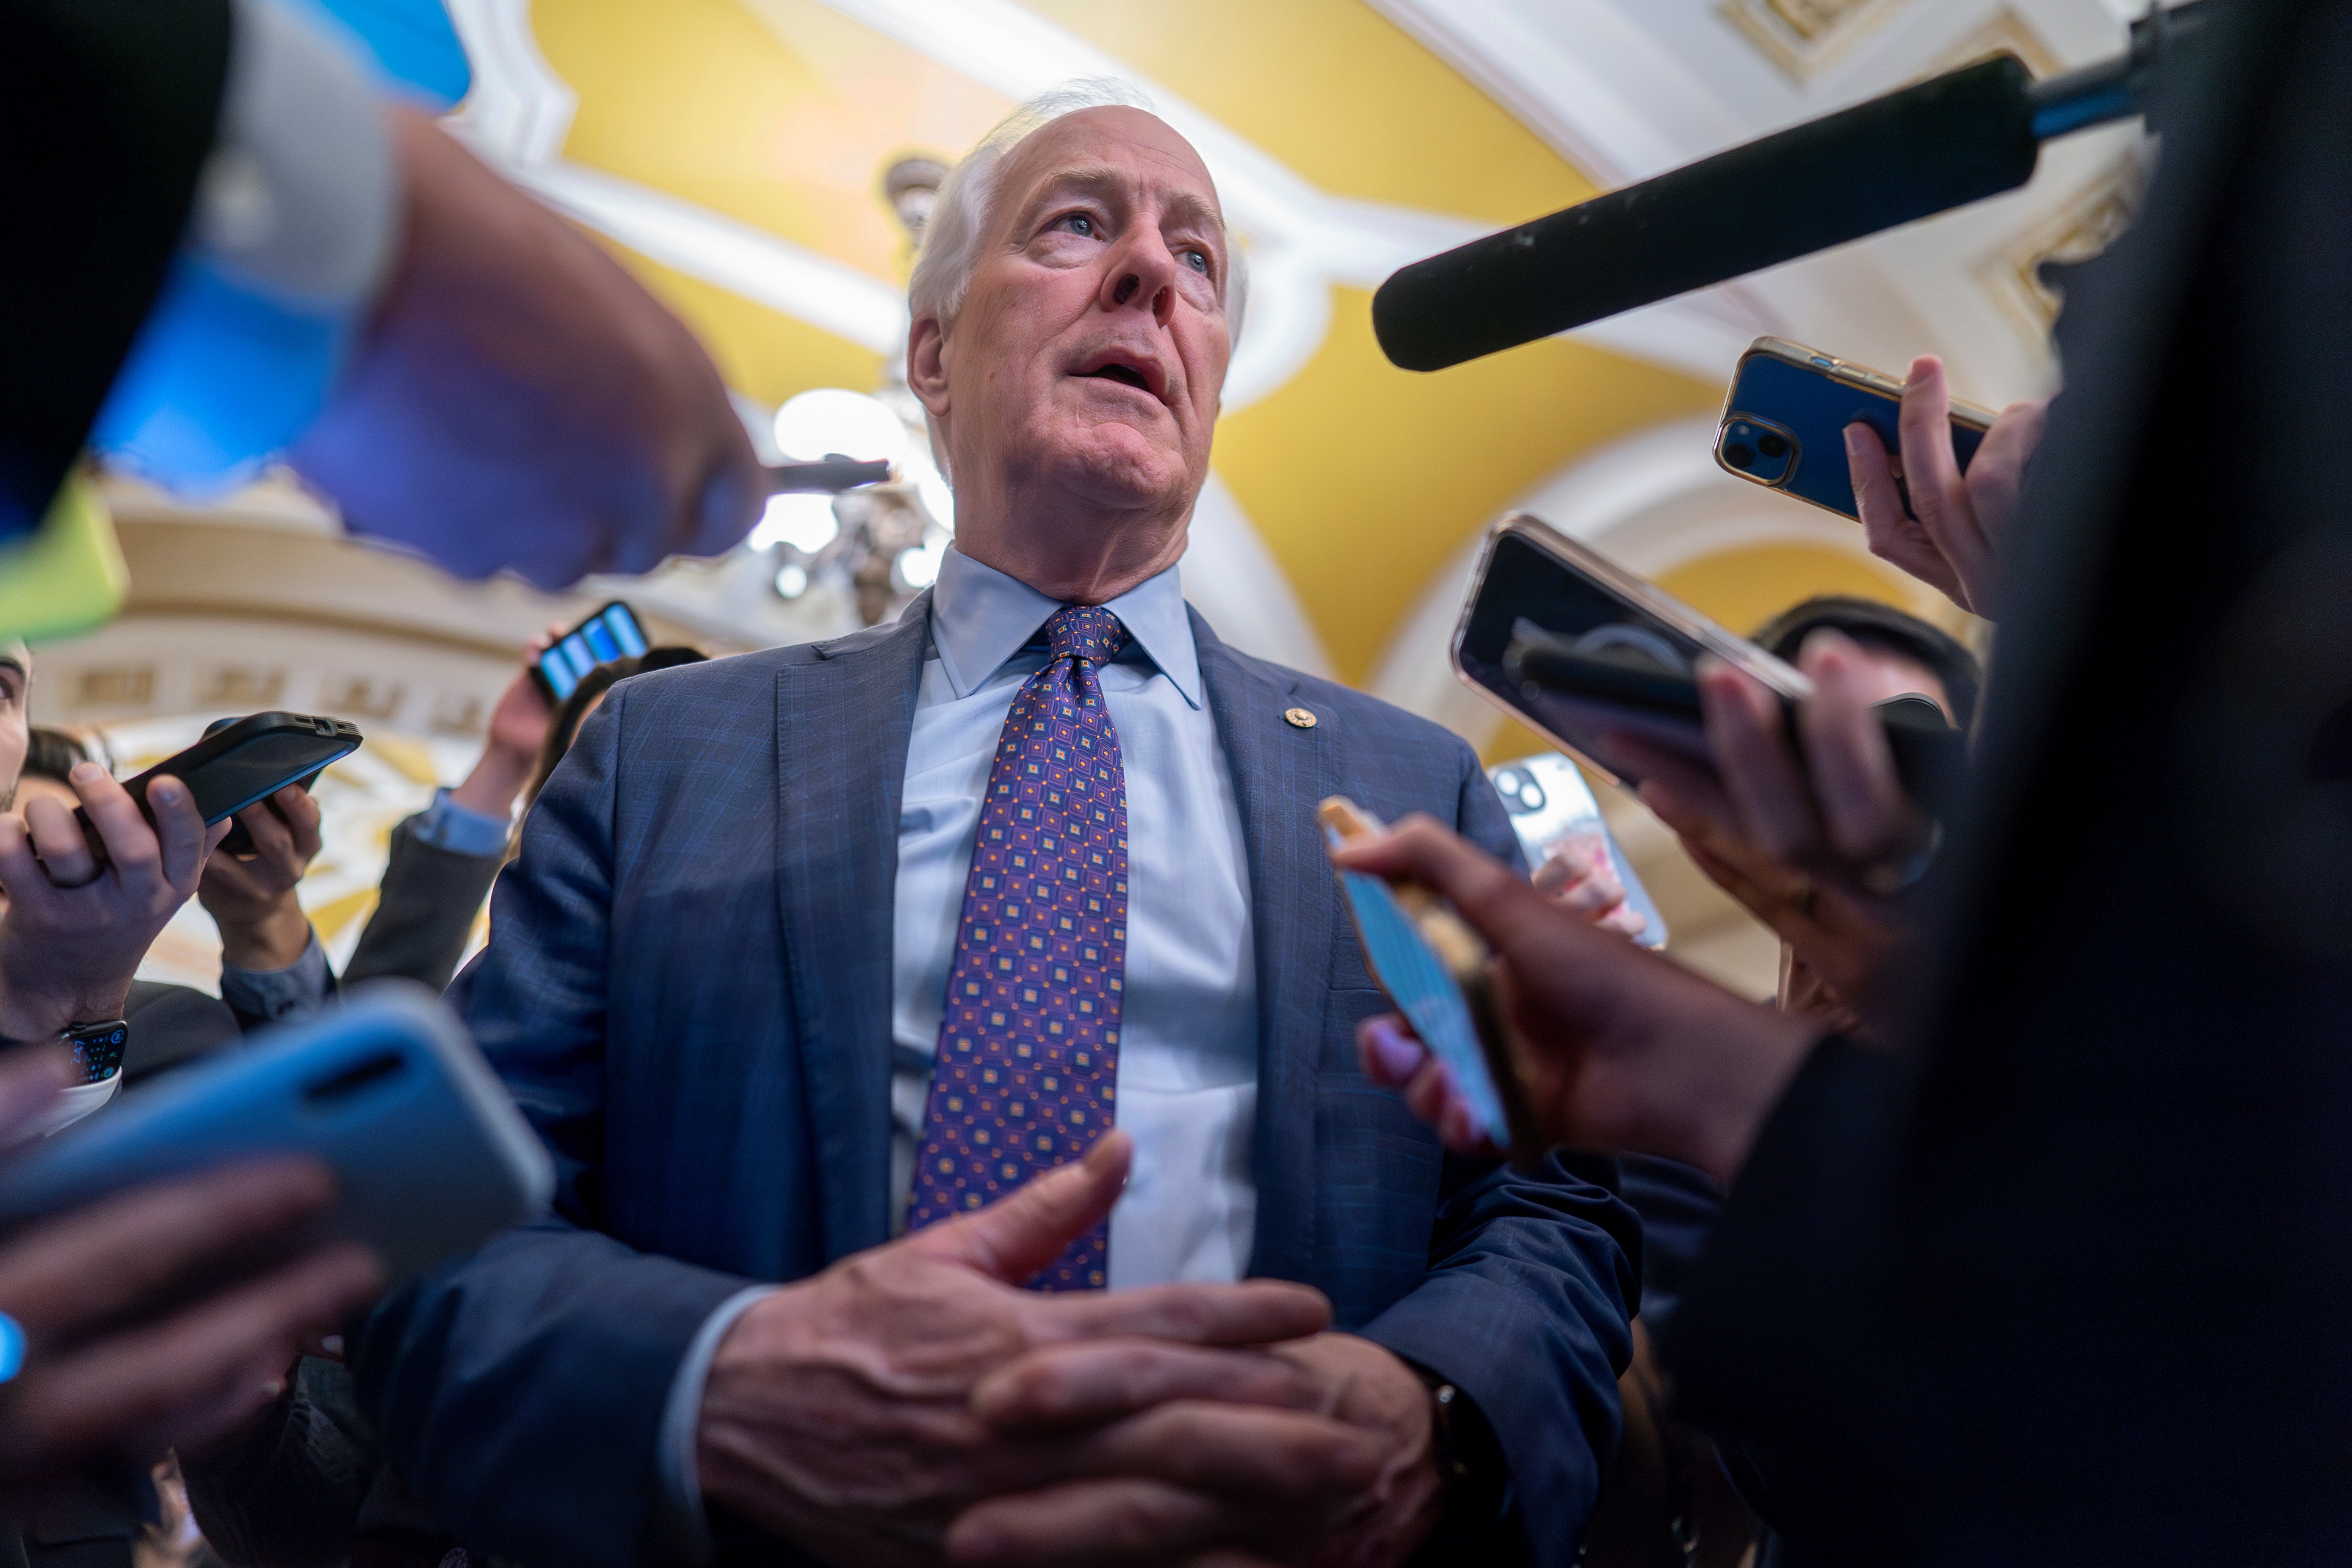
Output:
left=658, top=546, right=1261, bottom=1545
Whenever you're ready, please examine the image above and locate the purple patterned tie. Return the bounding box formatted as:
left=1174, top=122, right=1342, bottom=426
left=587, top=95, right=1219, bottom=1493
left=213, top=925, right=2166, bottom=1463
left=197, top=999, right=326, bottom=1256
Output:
left=908, top=604, right=1130, bottom=1289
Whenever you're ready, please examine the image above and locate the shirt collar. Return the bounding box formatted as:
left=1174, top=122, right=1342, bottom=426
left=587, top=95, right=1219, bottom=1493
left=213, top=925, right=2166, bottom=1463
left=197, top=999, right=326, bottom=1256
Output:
left=928, top=545, right=1202, bottom=710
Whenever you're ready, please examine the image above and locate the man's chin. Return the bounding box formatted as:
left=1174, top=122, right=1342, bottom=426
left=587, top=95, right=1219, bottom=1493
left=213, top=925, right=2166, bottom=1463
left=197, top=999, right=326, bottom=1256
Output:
left=1036, top=428, right=1197, bottom=514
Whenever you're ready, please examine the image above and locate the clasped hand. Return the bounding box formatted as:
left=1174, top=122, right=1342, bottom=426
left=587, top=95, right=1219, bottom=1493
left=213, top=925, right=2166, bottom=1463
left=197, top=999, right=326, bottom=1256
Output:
left=699, top=1133, right=1444, bottom=1568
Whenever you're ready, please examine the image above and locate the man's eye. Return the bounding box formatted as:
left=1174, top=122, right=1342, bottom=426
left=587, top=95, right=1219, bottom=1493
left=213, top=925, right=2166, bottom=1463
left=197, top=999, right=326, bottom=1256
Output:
left=1059, top=215, right=1097, bottom=238
left=1181, top=250, right=1210, bottom=274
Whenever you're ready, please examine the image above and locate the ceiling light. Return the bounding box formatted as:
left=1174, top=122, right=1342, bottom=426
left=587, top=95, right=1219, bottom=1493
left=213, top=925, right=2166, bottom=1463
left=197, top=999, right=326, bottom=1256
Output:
left=749, top=492, right=840, bottom=554
left=773, top=561, right=811, bottom=600
left=772, top=388, right=909, bottom=465
left=895, top=536, right=945, bottom=589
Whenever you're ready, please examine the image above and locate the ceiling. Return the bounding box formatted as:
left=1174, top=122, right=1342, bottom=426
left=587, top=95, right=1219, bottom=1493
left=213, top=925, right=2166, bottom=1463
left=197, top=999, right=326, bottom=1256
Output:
left=43, top=0, right=2157, bottom=995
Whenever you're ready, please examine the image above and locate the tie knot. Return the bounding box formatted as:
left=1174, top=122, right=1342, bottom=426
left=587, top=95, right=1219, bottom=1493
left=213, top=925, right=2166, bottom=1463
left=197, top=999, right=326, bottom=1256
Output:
left=1045, top=605, right=1128, bottom=665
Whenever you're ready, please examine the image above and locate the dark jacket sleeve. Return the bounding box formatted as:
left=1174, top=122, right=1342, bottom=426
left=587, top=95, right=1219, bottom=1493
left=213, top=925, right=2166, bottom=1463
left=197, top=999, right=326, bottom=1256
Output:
left=122, top=979, right=240, bottom=1083
left=350, top=691, right=752, bottom=1568
left=1358, top=733, right=1642, bottom=1568
left=342, top=814, right=506, bottom=993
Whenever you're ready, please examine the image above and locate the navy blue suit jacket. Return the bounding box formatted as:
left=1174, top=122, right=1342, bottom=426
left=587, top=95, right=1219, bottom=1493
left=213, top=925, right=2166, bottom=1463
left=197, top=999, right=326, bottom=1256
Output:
left=353, top=601, right=1639, bottom=1567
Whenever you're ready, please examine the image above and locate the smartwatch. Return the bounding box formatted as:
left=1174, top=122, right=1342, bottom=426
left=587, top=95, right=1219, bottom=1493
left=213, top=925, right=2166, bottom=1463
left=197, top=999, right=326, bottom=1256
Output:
left=64, top=1020, right=129, bottom=1084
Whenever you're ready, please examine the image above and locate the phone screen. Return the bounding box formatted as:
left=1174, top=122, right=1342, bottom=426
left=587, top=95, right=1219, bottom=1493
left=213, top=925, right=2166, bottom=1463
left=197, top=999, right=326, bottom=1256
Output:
left=539, top=603, right=649, bottom=702
left=1456, top=531, right=1720, bottom=782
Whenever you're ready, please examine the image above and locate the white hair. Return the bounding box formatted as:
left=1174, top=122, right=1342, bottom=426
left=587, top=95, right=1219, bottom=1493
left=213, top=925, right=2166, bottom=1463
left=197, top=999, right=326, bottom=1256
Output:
left=908, top=80, right=1248, bottom=342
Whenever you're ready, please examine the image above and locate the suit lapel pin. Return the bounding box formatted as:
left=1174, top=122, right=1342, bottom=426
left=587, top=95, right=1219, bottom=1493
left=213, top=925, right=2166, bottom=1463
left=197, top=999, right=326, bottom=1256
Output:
left=1284, top=706, right=1318, bottom=730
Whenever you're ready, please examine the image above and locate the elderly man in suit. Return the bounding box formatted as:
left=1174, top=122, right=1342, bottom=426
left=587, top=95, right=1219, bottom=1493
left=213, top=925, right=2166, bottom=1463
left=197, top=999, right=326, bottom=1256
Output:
left=354, top=88, right=1639, bottom=1568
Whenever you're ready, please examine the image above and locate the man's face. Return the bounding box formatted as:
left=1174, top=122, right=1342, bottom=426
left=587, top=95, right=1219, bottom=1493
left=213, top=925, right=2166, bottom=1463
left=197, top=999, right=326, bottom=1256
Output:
left=926, top=107, right=1233, bottom=525
left=0, top=660, right=27, bottom=811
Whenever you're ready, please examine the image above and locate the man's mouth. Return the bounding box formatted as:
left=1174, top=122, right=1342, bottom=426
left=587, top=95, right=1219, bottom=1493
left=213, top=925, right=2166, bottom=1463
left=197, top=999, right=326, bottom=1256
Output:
left=1071, top=351, right=1168, bottom=406
left=1083, top=363, right=1152, bottom=393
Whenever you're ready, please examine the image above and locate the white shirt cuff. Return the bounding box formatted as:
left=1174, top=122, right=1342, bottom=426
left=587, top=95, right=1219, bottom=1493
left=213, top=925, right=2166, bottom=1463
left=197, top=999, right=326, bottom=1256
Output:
left=656, top=1284, right=779, bottom=1562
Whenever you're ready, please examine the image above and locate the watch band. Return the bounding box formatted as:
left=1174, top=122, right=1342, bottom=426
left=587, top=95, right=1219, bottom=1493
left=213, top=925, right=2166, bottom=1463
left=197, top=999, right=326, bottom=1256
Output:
left=1409, top=1362, right=1515, bottom=1554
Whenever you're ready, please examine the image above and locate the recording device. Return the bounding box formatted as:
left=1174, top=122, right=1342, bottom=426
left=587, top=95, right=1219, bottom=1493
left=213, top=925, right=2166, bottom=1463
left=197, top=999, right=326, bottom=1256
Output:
left=69, top=712, right=362, bottom=865
left=0, top=986, right=553, bottom=1276
left=1716, top=337, right=1997, bottom=521
left=1487, top=753, right=1669, bottom=950
left=1453, top=516, right=1965, bottom=820
left=1372, top=3, right=2212, bottom=372
left=1321, top=796, right=1540, bottom=1163
left=767, top=457, right=893, bottom=494
left=533, top=600, right=650, bottom=705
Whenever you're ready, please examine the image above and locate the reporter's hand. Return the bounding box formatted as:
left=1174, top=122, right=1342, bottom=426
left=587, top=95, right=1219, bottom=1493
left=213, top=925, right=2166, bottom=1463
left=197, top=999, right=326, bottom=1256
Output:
left=287, top=111, right=763, bottom=589
left=953, top=1330, right=1438, bottom=1568
left=446, top=628, right=561, bottom=823
left=696, top=1132, right=1346, bottom=1567
left=1603, top=631, right=1926, bottom=1030
left=1845, top=355, right=2047, bottom=617
left=1531, top=835, right=1647, bottom=939
left=1333, top=820, right=1821, bottom=1183
left=1356, top=827, right=1656, bottom=1159
left=198, top=785, right=322, bottom=971
left=0, top=766, right=229, bottom=1040
left=0, top=1052, right=382, bottom=1491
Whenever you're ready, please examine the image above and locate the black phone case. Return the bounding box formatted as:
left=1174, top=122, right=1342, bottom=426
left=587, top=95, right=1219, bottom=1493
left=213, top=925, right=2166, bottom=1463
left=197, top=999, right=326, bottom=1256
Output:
left=70, top=713, right=361, bottom=863
left=1504, top=630, right=1967, bottom=821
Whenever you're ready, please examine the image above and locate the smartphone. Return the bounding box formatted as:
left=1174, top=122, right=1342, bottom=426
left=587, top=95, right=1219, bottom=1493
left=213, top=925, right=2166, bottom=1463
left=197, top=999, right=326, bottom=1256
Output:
left=1487, top=753, right=1668, bottom=950
left=533, top=600, right=650, bottom=705
left=1320, top=797, right=1541, bottom=1163
left=70, top=712, right=361, bottom=864
left=0, top=984, right=553, bottom=1276
left=1716, top=337, right=1997, bottom=521
left=199, top=714, right=334, bottom=854
left=1452, top=515, right=1965, bottom=818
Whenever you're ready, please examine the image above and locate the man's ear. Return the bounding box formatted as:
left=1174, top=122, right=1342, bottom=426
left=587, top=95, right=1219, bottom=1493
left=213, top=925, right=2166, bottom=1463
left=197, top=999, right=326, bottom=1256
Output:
left=907, top=315, right=951, bottom=418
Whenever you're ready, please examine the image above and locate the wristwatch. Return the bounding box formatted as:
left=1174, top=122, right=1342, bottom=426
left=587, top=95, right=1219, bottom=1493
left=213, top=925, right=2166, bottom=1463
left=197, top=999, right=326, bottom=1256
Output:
left=0, top=1019, right=130, bottom=1082
left=64, top=1019, right=130, bottom=1084
left=1409, top=1362, right=1515, bottom=1554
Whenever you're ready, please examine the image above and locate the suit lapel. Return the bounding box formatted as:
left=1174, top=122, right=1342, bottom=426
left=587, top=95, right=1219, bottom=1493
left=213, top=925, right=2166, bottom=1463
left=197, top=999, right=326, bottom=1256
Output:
left=1194, top=612, right=1336, bottom=1284
left=774, top=603, right=930, bottom=1262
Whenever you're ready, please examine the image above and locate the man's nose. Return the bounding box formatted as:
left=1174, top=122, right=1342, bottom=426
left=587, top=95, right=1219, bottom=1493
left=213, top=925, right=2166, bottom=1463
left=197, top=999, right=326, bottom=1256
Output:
left=1100, top=236, right=1177, bottom=327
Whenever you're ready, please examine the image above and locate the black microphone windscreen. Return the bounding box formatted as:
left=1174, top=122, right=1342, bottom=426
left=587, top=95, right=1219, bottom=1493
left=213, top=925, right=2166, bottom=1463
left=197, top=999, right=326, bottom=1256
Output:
left=1373, top=55, right=2043, bottom=373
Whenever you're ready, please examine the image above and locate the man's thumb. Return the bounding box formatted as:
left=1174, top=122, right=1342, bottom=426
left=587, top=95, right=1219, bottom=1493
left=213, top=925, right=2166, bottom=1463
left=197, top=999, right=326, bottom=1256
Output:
left=904, top=1131, right=1131, bottom=1284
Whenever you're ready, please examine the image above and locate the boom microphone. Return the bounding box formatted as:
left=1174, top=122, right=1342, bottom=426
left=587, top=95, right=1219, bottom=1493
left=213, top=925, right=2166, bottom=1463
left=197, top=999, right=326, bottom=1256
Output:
left=1373, top=2, right=2212, bottom=373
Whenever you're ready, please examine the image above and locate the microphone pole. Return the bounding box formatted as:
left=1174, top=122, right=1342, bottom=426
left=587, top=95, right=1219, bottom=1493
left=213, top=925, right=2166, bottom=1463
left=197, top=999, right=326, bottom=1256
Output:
left=1372, top=1, right=2214, bottom=374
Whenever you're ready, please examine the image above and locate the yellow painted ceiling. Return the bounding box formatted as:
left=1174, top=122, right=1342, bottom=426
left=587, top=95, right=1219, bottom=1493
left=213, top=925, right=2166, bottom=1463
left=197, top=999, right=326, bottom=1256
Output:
left=528, top=0, right=1727, bottom=679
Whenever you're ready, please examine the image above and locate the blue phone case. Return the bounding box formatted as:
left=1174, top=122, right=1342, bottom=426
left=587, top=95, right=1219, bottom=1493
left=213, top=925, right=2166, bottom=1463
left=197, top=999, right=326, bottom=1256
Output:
left=0, top=985, right=552, bottom=1276
left=1717, top=338, right=1992, bottom=520
left=1322, top=805, right=1510, bottom=1146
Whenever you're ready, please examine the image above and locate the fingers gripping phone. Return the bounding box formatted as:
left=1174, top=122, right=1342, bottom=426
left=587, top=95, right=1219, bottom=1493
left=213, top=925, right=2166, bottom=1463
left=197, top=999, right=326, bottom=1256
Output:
left=1716, top=337, right=1996, bottom=521
left=1451, top=516, right=1966, bottom=821
left=533, top=600, right=649, bottom=705
left=70, top=712, right=362, bottom=863
left=1321, top=797, right=1543, bottom=1164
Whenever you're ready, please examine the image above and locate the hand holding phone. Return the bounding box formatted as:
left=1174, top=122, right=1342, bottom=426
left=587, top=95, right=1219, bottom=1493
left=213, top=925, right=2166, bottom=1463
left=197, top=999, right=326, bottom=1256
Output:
left=1321, top=797, right=1540, bottom=1162
left=0, top=766, right=220, bottom=1045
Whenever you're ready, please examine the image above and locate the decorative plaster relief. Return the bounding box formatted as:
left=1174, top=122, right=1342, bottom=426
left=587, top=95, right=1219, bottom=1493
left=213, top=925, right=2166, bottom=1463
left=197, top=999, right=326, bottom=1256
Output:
left=1718, top=0, right=1912, bottom=80
left=1976, top=148, right=2147, bottom=353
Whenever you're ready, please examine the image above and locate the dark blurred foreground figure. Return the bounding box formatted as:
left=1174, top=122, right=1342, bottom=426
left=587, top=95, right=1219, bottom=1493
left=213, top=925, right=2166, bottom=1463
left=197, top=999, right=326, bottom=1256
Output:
left=0, top=0, right=760, bottom=582
left=1344, top=1, right=2352, bottom=1561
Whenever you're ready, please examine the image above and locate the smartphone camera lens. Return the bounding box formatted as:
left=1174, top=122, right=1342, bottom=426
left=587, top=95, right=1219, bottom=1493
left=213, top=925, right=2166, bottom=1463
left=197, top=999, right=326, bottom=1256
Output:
left=1758, top=433, right=1788, bottom=459
left=1724, top=442, right=1756, bottom=470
